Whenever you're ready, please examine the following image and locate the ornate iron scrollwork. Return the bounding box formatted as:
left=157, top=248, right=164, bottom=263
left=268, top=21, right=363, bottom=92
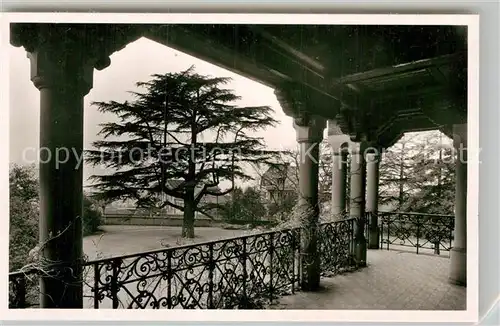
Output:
left=10, top=219, right=359, bottom=309
left=319, top=218, right=357, bottom=276
left=378, top=212, right=454, bottom=254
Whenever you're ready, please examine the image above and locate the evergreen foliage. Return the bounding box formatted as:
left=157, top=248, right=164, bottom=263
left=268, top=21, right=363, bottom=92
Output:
left=379, top=131, right=455, bottom=215
left=86, top=67, right=279, bottom=238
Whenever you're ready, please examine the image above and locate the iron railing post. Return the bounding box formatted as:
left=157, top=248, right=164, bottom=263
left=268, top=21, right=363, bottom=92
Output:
left=12, top=274, right=27, bottom=308
left=434, top=240, right=441, bottom=255
left=416, top=218, right=420, bottom=255
left=297, top=228, right=302, bottom=288
left=365, top=212, right=370, bottom=244
left=353, top=219, right=356, bottom=263
left=242, top=238, right=247, bottom=304
left=20, top=275, right=27, bottom=308
left=386, top=218, right=390, bottom=250
left=291, top=229, right=296, bottom=294
left=167, top=250, right=172, bottom=309
left=111, top=259, right=120, bottom=309
left=448, top=220, right=455, bottom=250
left=269, top=232, right=274, bottom=303
left=208, top=243, right=214, bottom=309
left=379, top=214, right=384, bottom=249
left=93, top=263, right=99, bottom=309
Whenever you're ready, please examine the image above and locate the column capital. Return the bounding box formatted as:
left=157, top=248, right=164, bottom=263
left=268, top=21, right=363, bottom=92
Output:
left=364, top=141, right=384, bottom=163
left=350, top=141, right=370, bottom=155
left=327, top=119, right=354, bottom=153
left=11, top=24, right=141, bottom=94
left=27, top=49, right=95, bottom=95
left=293, top=116, right=326, bottom=143
left=365, top=151, right=381, bottom=164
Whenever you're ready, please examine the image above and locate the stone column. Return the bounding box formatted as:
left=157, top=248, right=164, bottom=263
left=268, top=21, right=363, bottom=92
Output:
left=293, top=116, right=326, bottom=291
left=449, top=123, right=467, bottom=286
left=27, top=46, right=95, bottom=308
left=331, top=148, right=348, bottom=218
left=366, top=151, right=381, bottom=249
left=327, top=120, right=350, bottom=220
left=349, top=142, right=367, bottom=267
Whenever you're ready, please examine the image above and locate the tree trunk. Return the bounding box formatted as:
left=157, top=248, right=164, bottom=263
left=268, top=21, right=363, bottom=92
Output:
left=182, top=190, right=196, bottom=238
left=183, top=99, right=198, bottom=239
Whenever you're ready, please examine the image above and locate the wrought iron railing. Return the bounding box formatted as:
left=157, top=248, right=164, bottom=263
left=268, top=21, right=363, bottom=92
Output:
left=319, top=219, right=356, bottom=275
left=84, top=228, right=302, bottom=309
left=9, top=218, right=357, bottom=309
left=377, top=211, right=454, bottom=255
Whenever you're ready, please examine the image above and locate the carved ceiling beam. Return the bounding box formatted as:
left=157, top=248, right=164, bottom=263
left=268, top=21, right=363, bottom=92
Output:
left=376, top=116, right=439, bottom=148
left=244, top=28, right=370, bottom=112
left=335, top=104, right=375, bottom=143
left=248, top=26, right=326, bottom=72
left=371, top=91, right=466, bottom=127
left=274, top=82, right=313, bottom=120
left=145, top=25, right=338, bottom=106
left=419, top=98, right=466, bottom=126
left=336, top=52, right=464, bottom=85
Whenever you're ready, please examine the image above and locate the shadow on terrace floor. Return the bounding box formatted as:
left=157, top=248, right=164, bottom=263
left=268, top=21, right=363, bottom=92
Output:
left=270, top=249, right=466, bottom=310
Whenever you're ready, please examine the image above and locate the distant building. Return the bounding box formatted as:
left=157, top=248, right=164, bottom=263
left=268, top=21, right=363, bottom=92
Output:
left=260, top=163, right=299, bottom=204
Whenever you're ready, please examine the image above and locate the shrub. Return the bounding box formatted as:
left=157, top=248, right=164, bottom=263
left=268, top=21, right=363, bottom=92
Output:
left=9, top=165, right=103, bottom=271
left=9, top=196, right=38, bottom=271
left=220, top=187, right=267, bottom=224
left=82, top=195, right=103, bottom=236
left=9, top=165, right=39, bottom=272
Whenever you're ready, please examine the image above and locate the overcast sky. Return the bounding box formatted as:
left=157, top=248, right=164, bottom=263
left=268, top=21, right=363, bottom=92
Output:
left=9, top=37, right=302, bottom=187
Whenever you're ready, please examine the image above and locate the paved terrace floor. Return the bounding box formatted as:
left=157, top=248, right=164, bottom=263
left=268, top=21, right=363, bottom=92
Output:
left=270, top=249, right=466, bottom=310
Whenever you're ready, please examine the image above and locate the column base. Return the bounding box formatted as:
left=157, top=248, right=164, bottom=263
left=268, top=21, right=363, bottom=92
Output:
left=299, top=230, right=321, bottom=292
left=367, top=226, right=380, bottom=249
left=300, top=254, right=321, bottom=292
left=449, top=247, right=466, bottom=286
